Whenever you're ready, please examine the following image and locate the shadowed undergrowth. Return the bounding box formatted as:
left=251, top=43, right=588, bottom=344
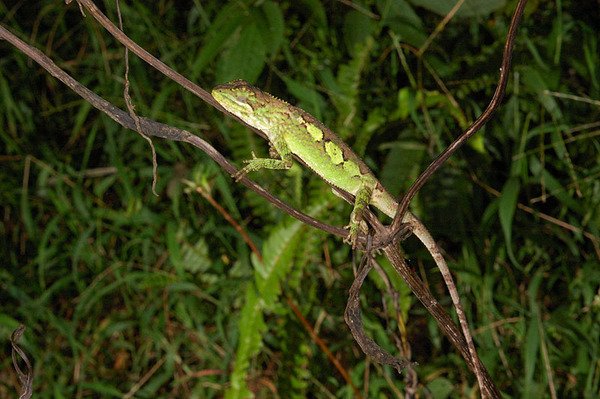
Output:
left=1, top=1, right=599, bottom=397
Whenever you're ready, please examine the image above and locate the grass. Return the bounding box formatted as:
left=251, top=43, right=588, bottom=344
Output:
left=1, top=0, right=599, bottom=397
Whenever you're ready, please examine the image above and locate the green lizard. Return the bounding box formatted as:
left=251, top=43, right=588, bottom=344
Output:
left=212, top=80, right=483, bottom=378
left=212, top=80, right=443, bottom=261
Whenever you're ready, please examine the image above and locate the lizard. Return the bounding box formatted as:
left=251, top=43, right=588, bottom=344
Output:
left=211, top=79, right=445, bottom=267
left=212, top=80, right=484, bottom=380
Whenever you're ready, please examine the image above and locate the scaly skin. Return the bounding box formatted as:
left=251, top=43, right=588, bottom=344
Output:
left=211, top=80, right=438, bottom=252
left=213, top=80, right=484, bottom=386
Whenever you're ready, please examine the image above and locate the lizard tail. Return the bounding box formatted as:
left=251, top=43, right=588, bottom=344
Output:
left=404, top=212, right=486, bottom=384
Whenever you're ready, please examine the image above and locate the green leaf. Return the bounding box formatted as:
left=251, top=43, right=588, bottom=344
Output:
left=254, top=219, right=304, bottom=306
left=225, top=286, right=266, bottom=399
left=209, top=1, right=283, bottom=84
left=377, top=0, right=426, bottom=47
left=181, top=238, right=212, bottom=273
left=529, top=157, right=583, bottom=214
left=394, top=87, right=416, bottom=120
left=369, top=256, right=414, bottom=320
left=323, top=37, right=374, bottom=138
left=354, top=107, right=386, bottom=156
left=343, top=11, right=376, bottom=55
left=67, top=101, right=92, bottom=146
left=498, top=177, right=520, bottom=267
left=166, top=222, right=183, bottom=274
left=216, top=21, right=267, bottom=83
left=378, top=0, right=423, bottom=29
left=380, top=140, right=427, bottom=195
left=426, top=377, right=455, bottom=399
left=226, top=200, right=329, bottom=397
left=0, top=314, right=22, bottom=338
left=523, top=271, right=543, bottom=396
left=20, top=173, right=36, bottom=239
left=521, top=66, right=563, bottom=120
left=300, top=0, right=328, bottom=28
left=254, top=1, right=285, bottom=57
left=80, top=382, right=122, bottom=397
left=191, top=1, right=250, bottom=77
left=283, top=77, right=327, bottom=120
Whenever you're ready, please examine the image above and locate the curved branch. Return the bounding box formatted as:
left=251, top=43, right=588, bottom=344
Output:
left=0, top=24, right=348, bottom=240
left=390, top=0, right=528, bottom=234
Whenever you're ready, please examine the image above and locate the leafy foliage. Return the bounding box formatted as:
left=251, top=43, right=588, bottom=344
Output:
left=1, top=0, right=599, bottom=398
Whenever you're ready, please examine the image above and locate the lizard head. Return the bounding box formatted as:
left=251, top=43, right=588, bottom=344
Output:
left=212, top=80, right=288, bottom=136
left=212, top=80, right=262, bottom=120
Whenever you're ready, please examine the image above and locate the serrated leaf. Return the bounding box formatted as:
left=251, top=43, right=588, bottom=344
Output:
left=226, top=200, right=328, bottom=398
left=181, top=238, right=212, bottom=273
left=254, top=219, right=304, bottom=306
left=325, top=37, right=374, bottom=138
left=225, top=286, right=266, bottom=399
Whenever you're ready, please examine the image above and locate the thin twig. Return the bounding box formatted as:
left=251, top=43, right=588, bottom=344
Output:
left=0, top=24, right=348, bottom=242
left=116, top=0, right=159, bottom=195
left=417, top=0, right=466, bottom=57
left=388, top=3, right=528, bottom=394
left=344, top=239, right=415, bottom=374
left=382, top=245, right=501, bottom=398
left=392, top=0, right=529, bottom=233
left=11, top=325, right=33, bottom=399
left=3, top=18, right=501, bottom=389
left=122, top=358, right=166, bottom=399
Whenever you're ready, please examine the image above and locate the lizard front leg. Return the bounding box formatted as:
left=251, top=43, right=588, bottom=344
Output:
left=233, top=131, right=293, bottom=181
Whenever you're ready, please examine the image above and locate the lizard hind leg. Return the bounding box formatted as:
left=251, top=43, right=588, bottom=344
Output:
left=330, top=187, right=369, bottom=247
left=345, top=179, right=377, bottom=248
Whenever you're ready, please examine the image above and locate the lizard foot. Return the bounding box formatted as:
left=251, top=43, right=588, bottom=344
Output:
left=232, top=168, right=248, bottom=182
left=232, top=152, right=259, bottom=182
left=343, top=224, right=359, bottom=248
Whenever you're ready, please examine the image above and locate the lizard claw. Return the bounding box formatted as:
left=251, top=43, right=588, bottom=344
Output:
left=344, top=223, right=360, bottom=249
left=232, top=166, right=249, bottom=182
left=233, top=153, right=260, bottom=182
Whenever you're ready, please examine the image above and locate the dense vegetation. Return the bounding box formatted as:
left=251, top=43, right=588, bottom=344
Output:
left=1, top=1, right=598, bottom=397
